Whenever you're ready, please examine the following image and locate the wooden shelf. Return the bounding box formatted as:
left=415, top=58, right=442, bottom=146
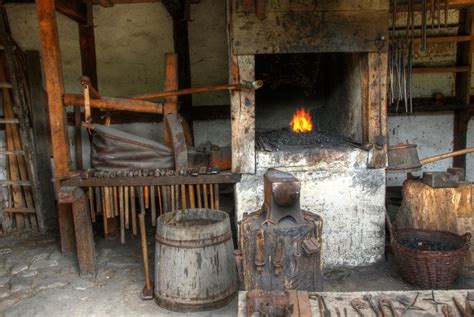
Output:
left=394, top=0, right=474, bottom=12
left=412, top=65, right=471, bottom=73
left=388, top=97, right=474, bottom=114
left=412, top=35, right=472, bottom=44
left=60, top=172, right=242, bottom=187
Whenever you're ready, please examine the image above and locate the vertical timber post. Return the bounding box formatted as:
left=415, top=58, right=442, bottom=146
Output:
left=35, top=0, right=75, bottom=252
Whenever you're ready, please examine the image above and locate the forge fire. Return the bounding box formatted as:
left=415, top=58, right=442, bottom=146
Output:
left=289, top=108, right=313, bottom=133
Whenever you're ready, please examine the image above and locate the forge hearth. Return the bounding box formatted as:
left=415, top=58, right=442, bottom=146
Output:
left=228, top=0, right=388, bottom=268
left=256, top=128, right=344, bottom=152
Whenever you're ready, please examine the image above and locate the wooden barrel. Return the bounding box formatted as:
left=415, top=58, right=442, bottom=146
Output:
left=154, top=208, right=237, bottom=312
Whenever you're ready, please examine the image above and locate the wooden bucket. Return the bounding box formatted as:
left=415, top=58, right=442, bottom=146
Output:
left=154, top=208, right=237, bottom=312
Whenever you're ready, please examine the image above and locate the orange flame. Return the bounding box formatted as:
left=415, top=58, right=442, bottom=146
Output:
left=290, top=108, right=313, bottom=133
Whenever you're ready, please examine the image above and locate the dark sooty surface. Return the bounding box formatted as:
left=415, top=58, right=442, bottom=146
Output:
left=399, top=237, right=459, bottom=251
left=256, top=127, right=343, bottom=151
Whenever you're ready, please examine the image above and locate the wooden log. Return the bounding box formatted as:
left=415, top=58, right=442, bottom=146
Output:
left=63, top=93, right=163, bottom=114
left=88, top=187, right=95, bottom=223
left=35, top=0, right=74, bottom=251
left=214, top=184, right=220, bottom=210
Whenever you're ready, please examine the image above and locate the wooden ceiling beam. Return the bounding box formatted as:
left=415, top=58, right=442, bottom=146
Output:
left=5, top=0, right=87, bottom=24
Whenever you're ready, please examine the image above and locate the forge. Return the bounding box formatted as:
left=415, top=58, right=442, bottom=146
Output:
left=228, top=2, right=389, bottom=268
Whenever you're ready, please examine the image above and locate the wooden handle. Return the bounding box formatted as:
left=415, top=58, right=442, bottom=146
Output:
left=420, top=147, right=474, bottom=165
left=138, top=213, right=151, bottom=290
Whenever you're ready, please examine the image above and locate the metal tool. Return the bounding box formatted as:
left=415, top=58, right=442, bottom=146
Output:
left=401, top=292, right=420, bottom=315
left=363, top=294, right=382, bottom=317
left=379, top=298, right=400, bottom=317
left=443, top=304, right=455, bottom=317
left=423, top=290, right=446, bottom=313
left=351, top=298, right=368, bottom=317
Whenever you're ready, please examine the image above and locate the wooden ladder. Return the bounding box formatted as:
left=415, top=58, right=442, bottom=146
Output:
left=0, top=7, right=45, bottom=233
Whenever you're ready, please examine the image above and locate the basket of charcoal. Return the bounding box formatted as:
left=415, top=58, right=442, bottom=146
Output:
left=392, top=228, right=471, bottom=289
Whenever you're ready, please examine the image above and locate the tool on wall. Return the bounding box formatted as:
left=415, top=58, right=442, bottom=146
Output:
left=389, top=0, right=452, bottom=113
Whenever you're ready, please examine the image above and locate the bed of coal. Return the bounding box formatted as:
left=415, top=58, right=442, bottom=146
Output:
left=256, top=128, right=344, bottom=152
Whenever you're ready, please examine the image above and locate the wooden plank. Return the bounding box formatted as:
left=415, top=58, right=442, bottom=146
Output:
left=412, top=35, right=472, bottom=43
left=413, top=65, right=471, bottom=73
left=234, top=0, right=389, bottom=12
left=230, top=1, right=389, bottom=54
left=35, top=0, right=74, bottom=252
left=163, top=53, right=178, bottom=146
left=70, top=188, right=96, bottom=276
left=60, top=173, right=242, bottom=187
left=367, top=52, right=388, bottom=168
left=230, top=55, right=255, bottom=174
left=26, top=51, right=56, bottom=227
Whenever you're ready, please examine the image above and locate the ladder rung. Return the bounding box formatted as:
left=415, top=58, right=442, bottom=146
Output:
left=3, top=207, right=35, bottom=214
left=0, top=82, right=12, bottom=88
left=0, top=119, right=19, bottom=124
left=0, top=150, right=25, bottom=155
left=0, top=180, right=31, bottom=186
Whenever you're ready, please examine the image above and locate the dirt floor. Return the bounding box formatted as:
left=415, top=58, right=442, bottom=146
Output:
left=0, top=231, right=473, bottom=316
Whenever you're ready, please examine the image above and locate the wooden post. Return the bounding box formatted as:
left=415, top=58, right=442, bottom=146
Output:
left=58, top=187, right=96, bottom=276
left=26, top=51, right=56, bottom=228
left=453, top=8, right=474, bottom=169
left=162, top=0, right=193, bottom=135
left=163, top=53, right=179, bottom=145
left=35, top=0, right=74, bottom=251
left=366, top=52, right=388, bottom=168
left=230, top=55, right=255, bottom=174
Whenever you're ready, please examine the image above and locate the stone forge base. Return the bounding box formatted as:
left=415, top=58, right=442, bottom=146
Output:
left=235, top=146, right=386, bottom=268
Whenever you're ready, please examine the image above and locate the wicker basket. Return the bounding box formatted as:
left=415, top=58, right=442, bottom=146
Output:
left=392, top=228, right=471, bottom=289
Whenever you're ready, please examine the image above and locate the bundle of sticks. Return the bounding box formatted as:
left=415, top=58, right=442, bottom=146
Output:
left=87, top=169, right=221, bottom=244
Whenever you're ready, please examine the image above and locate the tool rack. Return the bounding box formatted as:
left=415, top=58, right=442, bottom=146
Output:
left=388, top=0, right=474, bottom=171
left=33, top=0, right=240, bottom=276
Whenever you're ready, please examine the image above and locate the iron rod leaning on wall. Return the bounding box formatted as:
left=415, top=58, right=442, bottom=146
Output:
left=63, top=93, right=163, bottom=114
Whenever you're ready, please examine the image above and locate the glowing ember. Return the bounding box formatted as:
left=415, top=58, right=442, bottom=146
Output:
left=289, top=108, right=313, bottom=133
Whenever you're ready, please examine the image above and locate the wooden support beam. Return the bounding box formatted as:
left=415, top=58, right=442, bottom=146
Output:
left=26, top=50, right=56, bottom=228
left=163, top=53, right=178, bottom=145
left=35, top=0, right=74, bottom=252
left=230, top=55, right=255, bottom=174
left=58, top=187, right=96, bottom=276
left=453, top=8, right=474, bottom=170
left=162, top=0, right=193, bottom=136
left=63, top=93, right=163, bottom=113
left=6, top=0, right=87, bottom=24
